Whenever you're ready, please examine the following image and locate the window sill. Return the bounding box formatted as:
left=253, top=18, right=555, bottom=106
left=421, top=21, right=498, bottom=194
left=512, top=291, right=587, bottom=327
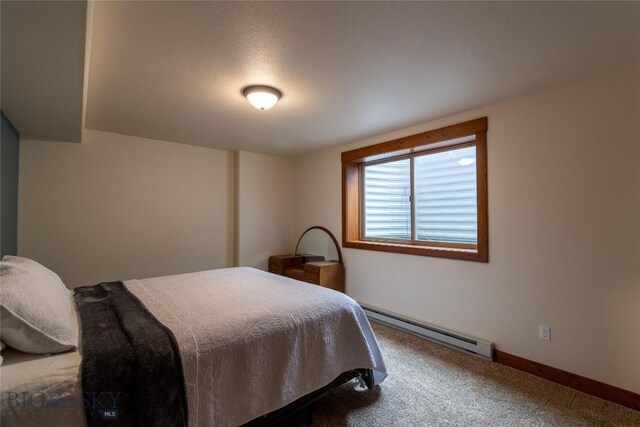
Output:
left=343, top=239, right=488, bottom=262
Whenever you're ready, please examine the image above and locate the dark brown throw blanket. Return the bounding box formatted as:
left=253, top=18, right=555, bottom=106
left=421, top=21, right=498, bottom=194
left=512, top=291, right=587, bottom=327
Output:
left=74, top=281, right=188, bottom=427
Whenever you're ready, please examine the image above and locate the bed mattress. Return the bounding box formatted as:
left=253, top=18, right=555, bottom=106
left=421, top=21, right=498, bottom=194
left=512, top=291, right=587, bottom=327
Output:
left=126, top=267, right=386, bottom=426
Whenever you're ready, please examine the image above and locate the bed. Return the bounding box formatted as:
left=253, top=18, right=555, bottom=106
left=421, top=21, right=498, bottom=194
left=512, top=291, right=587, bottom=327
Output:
left=1, top=259, right=387, bottom=427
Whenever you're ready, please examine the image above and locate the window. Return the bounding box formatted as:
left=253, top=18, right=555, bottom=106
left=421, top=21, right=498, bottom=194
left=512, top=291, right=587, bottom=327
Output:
left=342, top=117, right=488, bottom=262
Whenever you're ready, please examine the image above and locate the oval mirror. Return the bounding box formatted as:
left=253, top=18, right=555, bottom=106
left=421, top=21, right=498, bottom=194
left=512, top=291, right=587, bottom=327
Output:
left=295, top=226, right=342, bottom=264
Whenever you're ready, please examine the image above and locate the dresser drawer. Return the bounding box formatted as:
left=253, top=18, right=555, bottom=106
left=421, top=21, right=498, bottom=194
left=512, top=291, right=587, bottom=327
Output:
left=268, top=262, right=282, bottom=275
left=284, top=268, right=305, bottom=282
left=268, top=255, right=303, bottom=275
left=303, top=272, right=319, bottom=285
left=304, top=262, right=345, bottom=292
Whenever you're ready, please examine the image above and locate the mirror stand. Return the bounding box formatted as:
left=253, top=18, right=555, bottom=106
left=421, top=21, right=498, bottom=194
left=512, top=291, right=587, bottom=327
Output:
left=269, top=226, right=345, bottom=292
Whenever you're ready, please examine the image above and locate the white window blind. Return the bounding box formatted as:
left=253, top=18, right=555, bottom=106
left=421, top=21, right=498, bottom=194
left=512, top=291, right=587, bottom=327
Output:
left=363, top=158, right=411, bottom=240
left=415, top=146, right=477, bottom=244
left=362, top=145, right=477, bottom=244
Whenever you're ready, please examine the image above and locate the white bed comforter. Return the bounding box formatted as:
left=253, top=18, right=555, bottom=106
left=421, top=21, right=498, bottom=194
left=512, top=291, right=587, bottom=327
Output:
left=125, top=267, right=386, bottom=427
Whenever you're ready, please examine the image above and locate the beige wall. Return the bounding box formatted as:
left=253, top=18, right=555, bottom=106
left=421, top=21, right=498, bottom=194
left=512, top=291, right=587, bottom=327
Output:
left=18, top=134, right=297, bottom=285
left=18, top=130, right=235, bottom=287
left=294, top=66, right=640, bottom=393
left=236, top=151, right=295, bottom=269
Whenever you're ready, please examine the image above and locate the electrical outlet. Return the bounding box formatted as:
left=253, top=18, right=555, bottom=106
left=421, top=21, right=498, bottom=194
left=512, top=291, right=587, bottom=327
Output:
left=539, top=325, right=551, bottom=341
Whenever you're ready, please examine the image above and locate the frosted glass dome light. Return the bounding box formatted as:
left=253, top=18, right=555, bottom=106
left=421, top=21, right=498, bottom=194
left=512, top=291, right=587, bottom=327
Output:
left=242, top=85, right=282, bottom=110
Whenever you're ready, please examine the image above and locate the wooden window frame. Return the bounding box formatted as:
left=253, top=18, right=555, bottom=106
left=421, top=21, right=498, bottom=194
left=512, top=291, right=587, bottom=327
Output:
left=342, top=117, right=488, bottom=262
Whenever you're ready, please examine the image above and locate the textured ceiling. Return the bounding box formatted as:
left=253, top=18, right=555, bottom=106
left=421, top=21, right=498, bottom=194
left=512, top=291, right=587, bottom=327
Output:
left=84, top=1, right=639, bottom=157
left=1, top=1, right=87, bottom=142
left=7, top=2, right=639, bottom=156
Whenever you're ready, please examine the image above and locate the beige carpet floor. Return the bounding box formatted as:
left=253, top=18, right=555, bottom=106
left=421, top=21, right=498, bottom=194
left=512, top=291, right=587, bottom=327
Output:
left=292, top=321, right=640, bottom=426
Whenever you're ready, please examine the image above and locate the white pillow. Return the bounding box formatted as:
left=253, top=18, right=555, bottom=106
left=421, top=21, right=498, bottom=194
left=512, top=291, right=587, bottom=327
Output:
left=0, top=256, right=77, bottom=354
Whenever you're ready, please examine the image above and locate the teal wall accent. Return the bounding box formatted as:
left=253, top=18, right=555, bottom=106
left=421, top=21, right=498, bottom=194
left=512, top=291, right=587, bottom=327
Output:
left=1, top=110, right=20, bottom=257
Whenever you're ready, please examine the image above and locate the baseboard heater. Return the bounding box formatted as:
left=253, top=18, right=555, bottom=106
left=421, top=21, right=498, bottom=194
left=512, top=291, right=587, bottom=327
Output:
left=361, top=304, right=494, bottom=360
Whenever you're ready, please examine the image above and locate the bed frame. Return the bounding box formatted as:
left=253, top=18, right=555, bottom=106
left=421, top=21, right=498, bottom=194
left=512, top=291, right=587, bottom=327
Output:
left=243, top=369, right=374, bottom=426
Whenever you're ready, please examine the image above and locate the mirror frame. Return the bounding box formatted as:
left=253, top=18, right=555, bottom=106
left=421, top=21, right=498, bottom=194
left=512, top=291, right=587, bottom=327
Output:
left=295, top=226, right=343, bottom=264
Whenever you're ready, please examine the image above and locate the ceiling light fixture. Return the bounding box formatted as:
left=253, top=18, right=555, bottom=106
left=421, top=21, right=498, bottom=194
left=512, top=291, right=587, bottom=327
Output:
left=242, top=85, right=282, bottom=111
